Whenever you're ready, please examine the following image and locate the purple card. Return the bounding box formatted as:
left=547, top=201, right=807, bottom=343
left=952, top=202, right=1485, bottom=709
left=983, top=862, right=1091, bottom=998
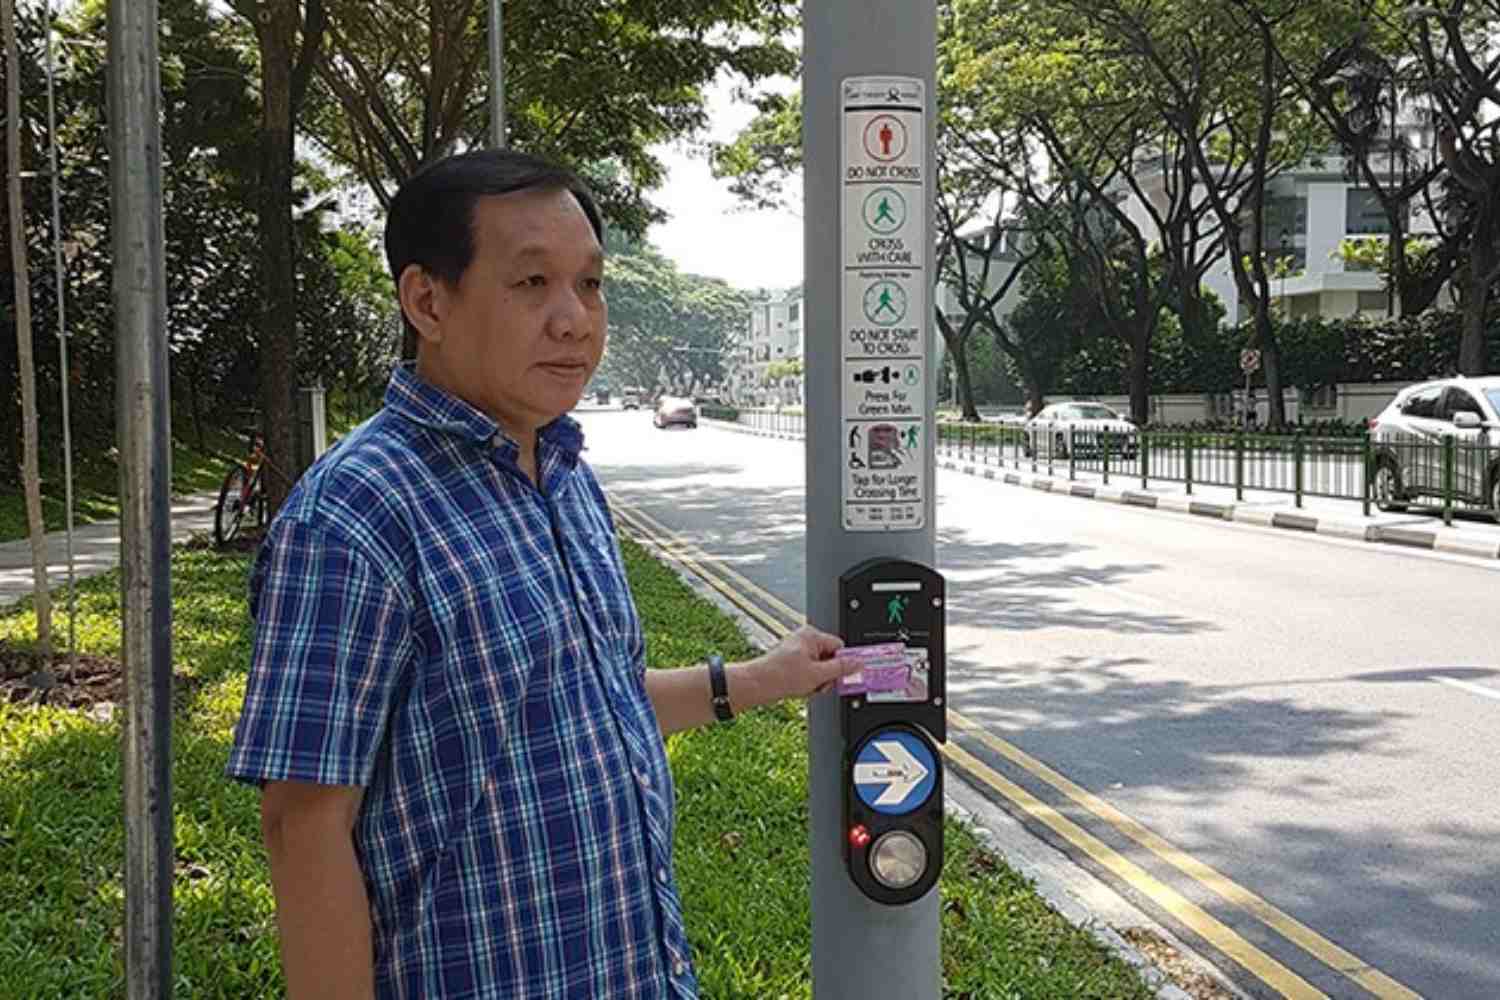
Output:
left=838, top=643, right=912, bottom=695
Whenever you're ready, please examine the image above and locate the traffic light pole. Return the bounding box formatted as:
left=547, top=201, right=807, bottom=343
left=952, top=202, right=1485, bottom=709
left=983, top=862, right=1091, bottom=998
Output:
left=806, top=3, right=939, bottom=998
left=109, top=2, right=174, bottom=996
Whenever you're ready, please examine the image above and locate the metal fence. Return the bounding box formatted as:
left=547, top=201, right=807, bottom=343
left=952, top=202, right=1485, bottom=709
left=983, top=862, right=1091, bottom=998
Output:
left=935, top=422, right=1499, bottom=525
left=734, top=407, right=808, bottom=437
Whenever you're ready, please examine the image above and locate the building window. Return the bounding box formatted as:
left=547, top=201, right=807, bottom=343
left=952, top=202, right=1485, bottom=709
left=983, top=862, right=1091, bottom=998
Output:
left=1346, top=188, right=1391, bottom=235
left=789, top=303, right=800, bottom=322
left=1357, top=290, right=1390, bottom=313
left=1265, top=195, right=1306, bottom=237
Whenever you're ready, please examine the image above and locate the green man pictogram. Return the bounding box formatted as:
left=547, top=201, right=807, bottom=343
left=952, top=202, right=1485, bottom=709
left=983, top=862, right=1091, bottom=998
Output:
left=887, top=595, right=909, bottom=625
left=875, top=197, right=897, bottom=226
left=875, top=287, right=898, bottom=319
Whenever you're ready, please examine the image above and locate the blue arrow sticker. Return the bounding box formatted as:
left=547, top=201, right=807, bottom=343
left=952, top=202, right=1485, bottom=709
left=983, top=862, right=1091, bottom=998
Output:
left=852, top=728, right=937, bottom=816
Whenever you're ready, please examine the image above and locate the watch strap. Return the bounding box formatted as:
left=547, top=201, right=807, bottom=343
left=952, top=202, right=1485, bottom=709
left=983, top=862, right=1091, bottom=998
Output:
left=708, top=653, right=734, bottom=723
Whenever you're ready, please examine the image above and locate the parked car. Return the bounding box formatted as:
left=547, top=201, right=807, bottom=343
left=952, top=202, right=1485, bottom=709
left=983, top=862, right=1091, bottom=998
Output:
left=653, top=395, right=698, bottom=429
left=1367, top=375, right=1500, bottom=518
left=595, top=388, right=612, bottom=405
left=1023, top=402, right=1137, bottom=459
left=621, top=392, right=641, bottom=410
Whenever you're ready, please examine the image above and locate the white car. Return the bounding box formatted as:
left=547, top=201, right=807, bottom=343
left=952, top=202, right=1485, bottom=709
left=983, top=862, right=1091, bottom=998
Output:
left=1023, top=402, right=1138, bottom=460
left=1368, top=375, right=1500, bottom=518
left=653, top=395, right=698, bottom=429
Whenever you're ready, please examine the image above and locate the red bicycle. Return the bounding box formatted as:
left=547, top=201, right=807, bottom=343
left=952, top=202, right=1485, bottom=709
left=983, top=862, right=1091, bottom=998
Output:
left=214, top=428, right=268, bottom=546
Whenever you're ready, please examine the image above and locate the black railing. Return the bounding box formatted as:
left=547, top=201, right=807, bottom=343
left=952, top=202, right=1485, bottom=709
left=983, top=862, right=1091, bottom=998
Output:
left=934, top=422, right=1499, bottom=521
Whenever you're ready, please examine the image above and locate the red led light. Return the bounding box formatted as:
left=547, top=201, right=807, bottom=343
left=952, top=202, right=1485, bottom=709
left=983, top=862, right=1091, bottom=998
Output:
left=848, top=824, right=871, bottom=849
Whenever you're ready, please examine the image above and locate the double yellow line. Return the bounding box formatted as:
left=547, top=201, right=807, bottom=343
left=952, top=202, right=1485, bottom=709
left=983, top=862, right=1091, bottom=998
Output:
left=611, top=493, right=1421, bottom=1000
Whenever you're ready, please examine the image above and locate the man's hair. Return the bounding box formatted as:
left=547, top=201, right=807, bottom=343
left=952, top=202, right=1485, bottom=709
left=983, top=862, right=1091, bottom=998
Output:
left=384, top=148, right=605, bottom=339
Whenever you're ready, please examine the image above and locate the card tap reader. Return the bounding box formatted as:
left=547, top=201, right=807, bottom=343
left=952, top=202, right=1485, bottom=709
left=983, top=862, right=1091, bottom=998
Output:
left=839, top=558, right=946, bottom=905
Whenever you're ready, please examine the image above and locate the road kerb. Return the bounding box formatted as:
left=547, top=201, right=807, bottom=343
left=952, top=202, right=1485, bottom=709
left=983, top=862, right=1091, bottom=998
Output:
left=1431, top=533, right=1500, bottom=559
left=1374, top=526, right=1437, bottom=550
left=1228, top=507, right=1278, bottom=528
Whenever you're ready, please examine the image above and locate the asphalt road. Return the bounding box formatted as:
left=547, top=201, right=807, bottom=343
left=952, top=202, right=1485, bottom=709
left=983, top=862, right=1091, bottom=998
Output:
left=578, top=407, right=1500, bottom=1000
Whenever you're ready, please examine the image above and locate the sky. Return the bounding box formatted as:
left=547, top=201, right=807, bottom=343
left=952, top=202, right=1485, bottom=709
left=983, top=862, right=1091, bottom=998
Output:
left=645, top=74, right=803, bottom=294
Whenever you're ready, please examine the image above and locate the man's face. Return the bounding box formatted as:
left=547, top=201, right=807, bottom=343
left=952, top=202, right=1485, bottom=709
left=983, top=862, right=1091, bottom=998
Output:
left=417, top=187, right=606, bottom=436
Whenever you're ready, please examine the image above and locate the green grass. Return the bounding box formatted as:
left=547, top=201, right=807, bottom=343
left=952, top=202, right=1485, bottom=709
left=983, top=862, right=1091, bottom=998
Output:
left=0, top=433, right=234, bottom=544
left=0, top=537, right=1155, bottom=999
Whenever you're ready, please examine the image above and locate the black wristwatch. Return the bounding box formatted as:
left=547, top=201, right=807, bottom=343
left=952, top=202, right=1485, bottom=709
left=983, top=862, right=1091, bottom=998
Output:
left=707, top=653, right=734, bottom=723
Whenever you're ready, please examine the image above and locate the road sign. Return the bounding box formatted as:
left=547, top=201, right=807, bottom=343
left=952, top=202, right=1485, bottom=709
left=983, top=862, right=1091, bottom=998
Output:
left=842, top=76, right=926, bottom=531
left=853, top=728, right=937, bottom=815
left=1240, top=348, right=1262, bottom=374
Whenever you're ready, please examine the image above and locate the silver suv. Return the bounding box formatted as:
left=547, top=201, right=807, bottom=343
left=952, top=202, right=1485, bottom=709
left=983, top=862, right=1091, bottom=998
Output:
left=1368, top=376, right=1500, bottom=518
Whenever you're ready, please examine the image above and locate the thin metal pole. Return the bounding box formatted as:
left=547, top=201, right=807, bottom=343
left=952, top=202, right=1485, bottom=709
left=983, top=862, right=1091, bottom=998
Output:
left=107, top=1, right=174, bottom=996
left=43, top=0, right=77, bottom=678
left=487, top=0, right=505, bottom=148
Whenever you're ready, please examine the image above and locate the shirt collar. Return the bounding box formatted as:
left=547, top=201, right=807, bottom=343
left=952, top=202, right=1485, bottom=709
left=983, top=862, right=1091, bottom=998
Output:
left=383, top=362, right=586, bottom=468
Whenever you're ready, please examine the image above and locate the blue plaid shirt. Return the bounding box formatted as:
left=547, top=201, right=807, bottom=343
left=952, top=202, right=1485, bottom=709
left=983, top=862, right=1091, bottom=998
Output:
left=227, top=364, right=696, bottom=999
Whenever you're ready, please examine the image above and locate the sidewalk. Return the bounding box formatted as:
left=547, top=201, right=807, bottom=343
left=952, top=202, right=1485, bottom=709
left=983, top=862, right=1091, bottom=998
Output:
left=0, top=491, right=222, bottom=609
left=707, top=418, right=1500, bottom=560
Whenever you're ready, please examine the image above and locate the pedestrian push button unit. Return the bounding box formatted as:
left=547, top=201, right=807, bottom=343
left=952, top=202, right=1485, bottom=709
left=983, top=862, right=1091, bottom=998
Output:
left=839, top=558, right=946, bottom=906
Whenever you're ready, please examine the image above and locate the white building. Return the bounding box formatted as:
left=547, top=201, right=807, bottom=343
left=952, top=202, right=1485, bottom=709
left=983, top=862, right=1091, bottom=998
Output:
left=731, top=287, right=805, bottom=405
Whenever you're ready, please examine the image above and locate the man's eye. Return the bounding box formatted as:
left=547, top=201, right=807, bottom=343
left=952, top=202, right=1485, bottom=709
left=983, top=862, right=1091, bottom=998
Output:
left=583, top=277, right=603, bottom=292
left=517, top=275, right=546, bottom=288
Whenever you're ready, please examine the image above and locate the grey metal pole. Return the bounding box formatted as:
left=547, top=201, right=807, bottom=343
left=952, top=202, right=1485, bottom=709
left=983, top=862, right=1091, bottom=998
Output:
left=487, top=0, right=506, bottom=147
left=806, top=3, right=938, bottom=998
left=108, top=2, right=174, bottom=997
left=43, top=0, right=78, bottom=678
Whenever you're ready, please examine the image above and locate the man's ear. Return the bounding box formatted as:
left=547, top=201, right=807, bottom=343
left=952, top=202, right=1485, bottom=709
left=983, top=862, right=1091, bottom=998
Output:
left=398, top=265, right=448, bottom=346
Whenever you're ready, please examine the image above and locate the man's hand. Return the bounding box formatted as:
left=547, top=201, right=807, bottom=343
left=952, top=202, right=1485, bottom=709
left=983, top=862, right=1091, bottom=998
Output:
left=643, top=625, right=859, bottom=734
left=747, top=625, right=859, bottom=701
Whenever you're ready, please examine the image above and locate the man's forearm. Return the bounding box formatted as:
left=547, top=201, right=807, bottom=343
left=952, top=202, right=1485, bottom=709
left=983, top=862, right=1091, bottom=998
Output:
left=645, top=660, right=768, bottom=735
left=266, top=817, right=375, bottom=999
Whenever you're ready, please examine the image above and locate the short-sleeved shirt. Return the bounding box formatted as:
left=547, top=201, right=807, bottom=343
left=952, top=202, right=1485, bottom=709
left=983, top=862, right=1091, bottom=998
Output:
left=227, top=363, right=697, bottom=999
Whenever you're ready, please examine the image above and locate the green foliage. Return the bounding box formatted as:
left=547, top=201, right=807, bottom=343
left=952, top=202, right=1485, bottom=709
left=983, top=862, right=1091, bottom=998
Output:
left=308, top=0, right=799, bottom=235
left=1058, top=309, right=1500, bottom=397
left=595, top=237, right=748, bottom=396
left=2, top=1, right=395, bottom=487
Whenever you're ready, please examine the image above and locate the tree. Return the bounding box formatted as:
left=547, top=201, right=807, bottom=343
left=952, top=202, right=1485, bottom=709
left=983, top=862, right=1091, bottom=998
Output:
left=593, top=236, right=749, bottom=398
left=232, top=0, right=327, bottom=513
left=989, top=230, right=1103, bottom=413
left=1400, top=0, right=1500, bottom=374
left=307, top=0, right=796, bottom=355
left=942, top=0, right=1205, bottom=425
left=3, top=0, right=50, bottom=662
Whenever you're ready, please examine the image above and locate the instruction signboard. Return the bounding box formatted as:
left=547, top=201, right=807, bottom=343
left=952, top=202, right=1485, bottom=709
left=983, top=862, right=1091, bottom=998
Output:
left=841, top=76, right=926, bottom=531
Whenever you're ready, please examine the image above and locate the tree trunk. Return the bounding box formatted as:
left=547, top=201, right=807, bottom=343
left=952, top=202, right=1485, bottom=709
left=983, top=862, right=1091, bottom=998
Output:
left=1019, top=366, right=1044, bottom=418
left=950, top=337, right=980, bottom=421
left=1127, top=332, right=1151, bottom=426
left=1459, top=279, right=1489, bottom=376
left=1459, top=197, right=1497, bottom=376
left=254, top=1, right=306, bottom=515
left=5, top=0, right=52, bottom=659
left=1256, top=309, right=1287, bottom=428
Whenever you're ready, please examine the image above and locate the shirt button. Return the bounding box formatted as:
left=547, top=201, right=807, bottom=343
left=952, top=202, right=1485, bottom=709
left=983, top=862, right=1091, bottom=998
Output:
left=634, top=767, right=651, bottom=788
left=672, top=958, right=688, bottom=977
left=657, top=866, right=670, bottom=886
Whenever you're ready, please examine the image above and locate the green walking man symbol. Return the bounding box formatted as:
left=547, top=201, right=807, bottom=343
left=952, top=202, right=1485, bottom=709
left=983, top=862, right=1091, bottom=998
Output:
left=874, top=196, right=897, bottom=226
left=903, top=425, right=919, bottom=449
left=874, top=287, right=899, bottom=319
left=887, top=594, right=909, bottom=625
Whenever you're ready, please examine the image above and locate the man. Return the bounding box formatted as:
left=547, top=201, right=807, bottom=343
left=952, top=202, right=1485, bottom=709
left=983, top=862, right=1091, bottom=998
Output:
left=227, top=149, right=854, bottom=999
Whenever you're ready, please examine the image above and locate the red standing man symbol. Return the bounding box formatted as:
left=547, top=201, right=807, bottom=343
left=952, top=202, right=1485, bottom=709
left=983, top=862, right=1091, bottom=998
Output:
left=863, top=115, right=906, bottom=162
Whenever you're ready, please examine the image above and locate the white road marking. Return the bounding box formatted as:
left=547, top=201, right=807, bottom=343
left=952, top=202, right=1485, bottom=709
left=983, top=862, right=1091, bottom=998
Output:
left=1432, top=676, right=1500, bottom=702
